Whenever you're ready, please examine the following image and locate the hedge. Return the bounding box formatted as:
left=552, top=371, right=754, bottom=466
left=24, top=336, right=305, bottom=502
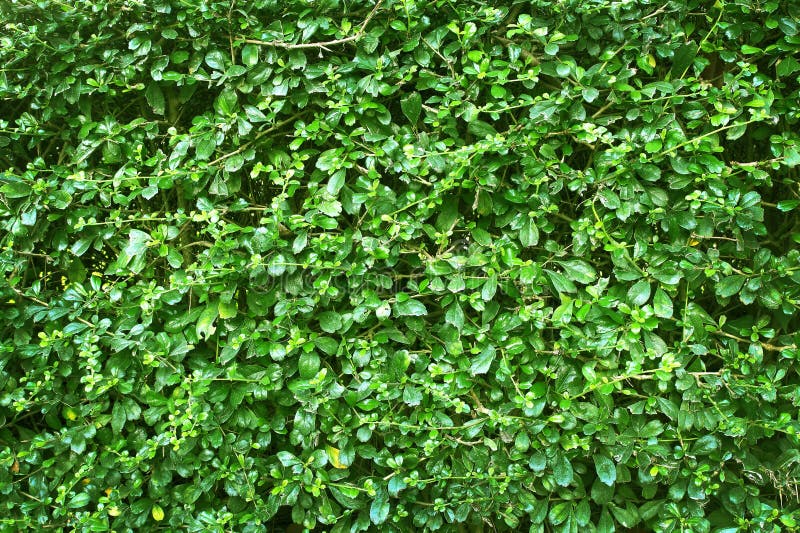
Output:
left=2, top=0, right=800, bottom=531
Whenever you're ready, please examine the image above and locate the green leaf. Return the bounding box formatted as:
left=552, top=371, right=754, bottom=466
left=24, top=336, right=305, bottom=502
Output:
left=653, top=289, right=673, bottom=318
left=609, top=503, right=639, bottom=528
left=468, top=119, right=498, bottom=138
left=548, top=502, right=571, bottom=525
left=111, top=401, right=126, bottom=434
left=196, top=138, right=217, bottom=160
left=582, top=87, right=600, bottom=103
left=298, top=352, right=321, bottom=379
left=0, top=181, right=31, bottom=198
left=553, top=455, right=573, bottom=487
left=67, top=493, right=91, bottom=509
left=715, top=275, right=745, bottom=298
left=401, top=92, right=422, bottom=124
left=481, top=274, right=498, bottom=301
left=445, top=302, right=465, bottom=331
left=218, top=300, right=238, bottom=319
left=145, top=82, right=165, bottom=115
left=671, top=43, right=696, bottom=76
left=394, top=299, right=428, bottom=316
left=470, top=344, right=496, bottom=375
left=627, top=280, right=651, bottom=306
left=241, top=43, right=259, bottom=66
left=370, top=489, right=390, bottom=525
left=205, top=49, right=227, bottom=71
left=645, top=139, right=662, bottom=153
left=692, top=434, right=719, bottom=455
left=546, top=269, right=577, bottom=294
left=327, top=170, right=346, bottom=196
left=196, top=305, right=219, bottom=340
left=318, top=311, right=343, bottom=333
left=777, top=199, right=800, bottom=212
left=556, top=260, right=597, bottom=284
left=594, top=455, right=616, bottom=486
left=544, top=43, right=559, bottom=55
left=519, top=218, right=539, bottom=247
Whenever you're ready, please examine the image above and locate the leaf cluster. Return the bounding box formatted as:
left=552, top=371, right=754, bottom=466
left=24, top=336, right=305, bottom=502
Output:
left=2, top=0, right=800, bottom=531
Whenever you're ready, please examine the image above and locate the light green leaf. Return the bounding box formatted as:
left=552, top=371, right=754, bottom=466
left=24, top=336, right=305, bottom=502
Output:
left=218, top=300, right=238, bottom=319
left=481, top=275, right=498, bottom=301
left=777, top=199, right=800, bottom=212
left=327, top=170, right=346, bottom=196
left=546, top=269, right=577, bottom=294
left=548, top=502, right=570, bottom=525
left=445, top=302, right=465, bottom=331
left=205, top=49, right=227, bottom=71
left=67, top=493, right=91, bottom=509
left=692, top=434, right=719, bottom=455
left=195, top=138, right=217, bottom=160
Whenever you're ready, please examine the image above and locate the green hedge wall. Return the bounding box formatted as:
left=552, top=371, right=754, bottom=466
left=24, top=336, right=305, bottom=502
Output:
left=2, top=0, right=800, bottom=531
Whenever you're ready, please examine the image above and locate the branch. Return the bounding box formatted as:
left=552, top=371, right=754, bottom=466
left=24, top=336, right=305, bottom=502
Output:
left=208, top=111, right=306, bottom=167
left=241, top=1, right=383, bottom=50
left=716, top=329, right=797, bottom=353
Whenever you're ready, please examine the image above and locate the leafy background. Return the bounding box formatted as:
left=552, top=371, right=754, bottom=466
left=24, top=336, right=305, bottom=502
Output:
left=2, top=0, right=800, bottom=531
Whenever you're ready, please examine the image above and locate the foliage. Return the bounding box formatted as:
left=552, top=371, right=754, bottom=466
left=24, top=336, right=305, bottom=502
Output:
left=2, top=0, right=800, bottom=531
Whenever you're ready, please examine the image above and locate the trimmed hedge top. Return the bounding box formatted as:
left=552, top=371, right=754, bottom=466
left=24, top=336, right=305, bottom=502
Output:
left=2, top=0, right=800, bottom=531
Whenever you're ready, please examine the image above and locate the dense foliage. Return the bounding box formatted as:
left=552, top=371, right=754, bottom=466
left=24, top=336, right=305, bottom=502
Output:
left=2, top=0, right=800, bottom=530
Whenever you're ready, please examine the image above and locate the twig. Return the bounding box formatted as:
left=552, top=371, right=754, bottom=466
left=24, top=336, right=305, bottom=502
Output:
left=241, top=0, right=383, bottom=50
left=716, top=330, right=797, bottom=353
left=208, top=111, right=306, bottom=167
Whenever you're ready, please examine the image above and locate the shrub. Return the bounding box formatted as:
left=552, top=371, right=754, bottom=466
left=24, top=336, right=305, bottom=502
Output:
left=2, top=0, right=800, bottom=531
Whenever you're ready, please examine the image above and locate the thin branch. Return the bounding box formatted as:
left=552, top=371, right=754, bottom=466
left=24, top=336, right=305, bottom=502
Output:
left=716, top=329, right=797, bottom=353
left=208, top=111, right=306, bottom=167
left=241, top=0, right=383, bottom=50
